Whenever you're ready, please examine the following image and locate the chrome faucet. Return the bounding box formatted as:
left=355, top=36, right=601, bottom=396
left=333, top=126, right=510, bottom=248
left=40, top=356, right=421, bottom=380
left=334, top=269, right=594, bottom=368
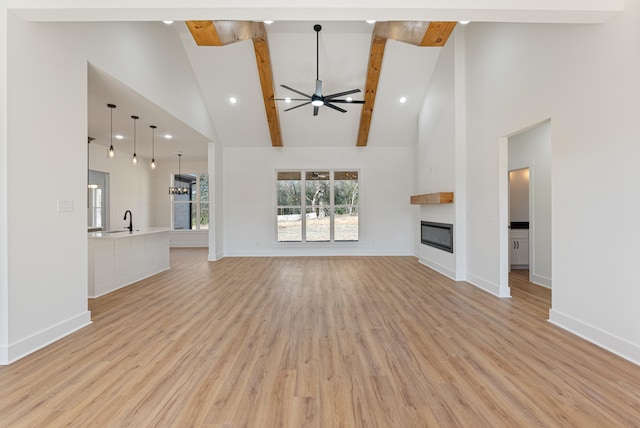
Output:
left=123, top=210, right=133, bottom=232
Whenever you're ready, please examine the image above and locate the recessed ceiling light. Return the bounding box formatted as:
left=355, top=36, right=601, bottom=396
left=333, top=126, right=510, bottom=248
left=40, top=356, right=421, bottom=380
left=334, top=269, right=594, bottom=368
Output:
left=229, top=96, right=237, bottom=104
left=399, top=96, right=407, bottom=103
left=459, top=21, right=470, bottom=25
left=264, top=20, right=274, bottom=25
left=162, top=20, right=174, bottom=25
left=285, top=97, right=291, bottom=104
left=164, top=134, right=172, bottom=139
left=346, top=96, right=353, bottom=102
left=366, top=20, right=376, bottom=24
left=115, top=134, right=124, bottom=139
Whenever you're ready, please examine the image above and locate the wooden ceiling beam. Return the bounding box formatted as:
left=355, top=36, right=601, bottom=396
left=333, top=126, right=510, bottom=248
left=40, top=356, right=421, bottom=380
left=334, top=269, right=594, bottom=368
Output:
left=421, top=21, right=457, bottom=47
left=357, top=34, right=386, bottom=147
left=371, top=21, right=457, bottom=47
left=186, top=20, right=266, bottom=46
left=186, top=20, right=222, bottom=46
left=356, top=21, right=456, bottom=147
left=186, top=20, right=282, bottom=147
left=253, top=33, right=283, bottom=147
left=372, top=21, right=429, bottom=46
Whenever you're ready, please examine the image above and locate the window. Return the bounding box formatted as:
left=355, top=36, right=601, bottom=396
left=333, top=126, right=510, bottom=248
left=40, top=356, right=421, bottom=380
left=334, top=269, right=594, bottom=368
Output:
left=277, top=170, right=359, bottom=243
left=88, top=170, right=109, bottom=231
left=172, top=173, right=209, bottom=230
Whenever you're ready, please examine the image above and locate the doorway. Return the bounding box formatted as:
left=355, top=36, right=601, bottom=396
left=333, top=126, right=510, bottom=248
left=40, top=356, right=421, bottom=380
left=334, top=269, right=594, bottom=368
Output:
left=500, top=119, right=552, bottom=294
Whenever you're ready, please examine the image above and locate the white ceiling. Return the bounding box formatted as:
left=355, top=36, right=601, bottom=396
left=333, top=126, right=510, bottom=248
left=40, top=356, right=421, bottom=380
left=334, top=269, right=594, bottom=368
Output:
left=88, top=64, right=212, bottom=162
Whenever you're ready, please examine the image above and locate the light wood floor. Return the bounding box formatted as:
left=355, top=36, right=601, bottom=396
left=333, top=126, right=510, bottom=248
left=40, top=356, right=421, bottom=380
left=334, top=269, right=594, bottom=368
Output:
left=1, top=250, right=640, bottom=427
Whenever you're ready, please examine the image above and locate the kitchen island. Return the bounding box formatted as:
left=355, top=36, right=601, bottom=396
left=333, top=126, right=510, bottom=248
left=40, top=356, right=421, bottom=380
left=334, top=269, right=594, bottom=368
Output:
left=88, top=227, right=170, bottom=298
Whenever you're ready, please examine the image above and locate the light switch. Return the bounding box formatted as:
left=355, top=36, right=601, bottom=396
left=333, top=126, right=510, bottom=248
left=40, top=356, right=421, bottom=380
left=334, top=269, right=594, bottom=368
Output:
left=57, top=200, right=73, bottom=212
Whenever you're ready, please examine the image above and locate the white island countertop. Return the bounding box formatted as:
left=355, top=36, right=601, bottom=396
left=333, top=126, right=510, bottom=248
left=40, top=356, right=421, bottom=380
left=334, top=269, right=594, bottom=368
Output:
left=88, top=228, right=170, bottom=297
left=88, top=227, right=170, bottom=239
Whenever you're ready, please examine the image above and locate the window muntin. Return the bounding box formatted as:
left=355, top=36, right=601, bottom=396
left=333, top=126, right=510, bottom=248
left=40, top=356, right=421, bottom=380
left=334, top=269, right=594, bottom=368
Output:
left=333, top=171, right=359, bottom=241
left=276, top=170, right=358, bottom=243
left=172, top=172, right=209, bottom=230
left=276, top=172, right=302, bottom=242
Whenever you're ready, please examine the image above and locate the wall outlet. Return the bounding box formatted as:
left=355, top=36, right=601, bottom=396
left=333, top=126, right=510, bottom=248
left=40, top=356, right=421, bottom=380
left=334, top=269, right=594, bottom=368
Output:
left=57, top=200, right=73, bottom=212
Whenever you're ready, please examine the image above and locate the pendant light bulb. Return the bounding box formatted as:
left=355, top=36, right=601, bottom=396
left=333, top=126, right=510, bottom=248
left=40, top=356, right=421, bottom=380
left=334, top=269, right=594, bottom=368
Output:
left=107, top=104, right=116, bottom=158
left=131, top=115, right=139, bottom=166
left=150, top=125, right=157, bottom=170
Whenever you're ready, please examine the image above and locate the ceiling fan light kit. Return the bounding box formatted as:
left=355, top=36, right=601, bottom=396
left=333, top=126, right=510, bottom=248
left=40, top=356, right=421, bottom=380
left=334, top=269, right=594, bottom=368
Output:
left=273, top=24, right=365, bottom=116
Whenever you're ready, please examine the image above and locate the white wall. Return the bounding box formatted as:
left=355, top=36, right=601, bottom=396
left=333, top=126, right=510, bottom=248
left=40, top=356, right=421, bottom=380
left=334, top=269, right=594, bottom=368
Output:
left=223, top=146, right=414, bottom=256
left=416, top=35, right=456, bottom=278
left=508, top=121, right=552, bottom=287
left=0, top=4, right=9, bottom=363
left=463, top=6, right=640, bottom=363
left=89, top=143, right=155, bottom=231
left=210, top=142, right=225, bottom=260
left=1, top=15, right=214, bottom=364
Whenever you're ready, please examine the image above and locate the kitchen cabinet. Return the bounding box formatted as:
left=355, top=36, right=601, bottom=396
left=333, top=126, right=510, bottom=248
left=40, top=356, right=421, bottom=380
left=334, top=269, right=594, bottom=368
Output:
left=88, top=228, right=170, bottom=297
left=509, top=230, right=529, bottom=268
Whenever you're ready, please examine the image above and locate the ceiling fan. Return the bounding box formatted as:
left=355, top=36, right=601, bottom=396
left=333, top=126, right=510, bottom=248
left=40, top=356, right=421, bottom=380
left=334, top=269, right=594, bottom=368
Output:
left=273, top=24, right=365, bottom=116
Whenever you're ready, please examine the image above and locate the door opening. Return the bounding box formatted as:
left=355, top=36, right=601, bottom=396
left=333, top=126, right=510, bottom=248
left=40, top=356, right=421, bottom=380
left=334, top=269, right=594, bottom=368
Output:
left=501, top=119, right=552, bottom=297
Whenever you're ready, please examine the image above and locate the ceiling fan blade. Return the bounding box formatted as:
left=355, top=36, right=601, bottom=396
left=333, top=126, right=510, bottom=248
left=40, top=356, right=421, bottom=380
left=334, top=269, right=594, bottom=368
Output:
left=271, top=98, right=309, bottom=101
left=330, top=99, right=365, bottom=104
left=281, top=85, right=312, bottom=99
left=324, top=102, right=347, bottom=113
left=313, top=105, right=320, bottom=116
left=284, top=101, right=311, bottom=112
left=315, top=79, right=323, bottom=96
left=325, top=88, right=361, bottom=100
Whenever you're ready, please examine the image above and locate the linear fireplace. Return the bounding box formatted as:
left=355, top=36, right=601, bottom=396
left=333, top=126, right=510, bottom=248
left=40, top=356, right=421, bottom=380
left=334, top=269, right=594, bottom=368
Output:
left=421, top=221, right=453, bottom=253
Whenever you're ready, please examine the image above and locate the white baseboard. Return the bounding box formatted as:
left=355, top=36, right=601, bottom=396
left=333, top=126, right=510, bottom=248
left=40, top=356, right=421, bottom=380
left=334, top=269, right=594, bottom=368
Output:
left=169, top=230, right=208, bottom=248
left=418, top=257, right=456, bottom=280
left=208, top=251, right=224, bottom=261
left=466, top=272, right=511, bottom=298
left=88, top=267, right=170, bottom=298
left=223, top=249, right=413, bottom=257
left=531, top=273, right=552, bottom=288
left=548, top=309, right=640, bottom=366
left=1, top=311, right=92, bottom=365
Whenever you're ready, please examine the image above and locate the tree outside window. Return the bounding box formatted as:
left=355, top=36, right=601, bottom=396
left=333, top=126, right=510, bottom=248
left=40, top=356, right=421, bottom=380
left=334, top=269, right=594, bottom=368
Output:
left=276, top=170, right=358, bottom=242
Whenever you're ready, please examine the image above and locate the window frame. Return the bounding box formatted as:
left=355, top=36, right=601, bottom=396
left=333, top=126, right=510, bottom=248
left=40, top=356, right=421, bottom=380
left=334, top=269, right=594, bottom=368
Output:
left=171, top=172, right=209, bottom=231
left=275, top=169, right=360, bottom=244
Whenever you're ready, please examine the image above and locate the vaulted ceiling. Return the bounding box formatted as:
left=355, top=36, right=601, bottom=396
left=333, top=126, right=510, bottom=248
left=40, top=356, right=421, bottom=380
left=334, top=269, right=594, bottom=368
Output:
left=71, top=1, right=622, bottom=160
left=184, top=20, right=456, bottom=148
left=88, top=20, right=446, bottom=159
left=175, top=20, right=447, bottom=150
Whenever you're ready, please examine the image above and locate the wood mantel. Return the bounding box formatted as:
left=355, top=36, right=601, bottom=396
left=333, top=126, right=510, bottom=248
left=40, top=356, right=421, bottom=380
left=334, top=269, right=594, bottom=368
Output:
left=410, top=192, right=454, bottom=205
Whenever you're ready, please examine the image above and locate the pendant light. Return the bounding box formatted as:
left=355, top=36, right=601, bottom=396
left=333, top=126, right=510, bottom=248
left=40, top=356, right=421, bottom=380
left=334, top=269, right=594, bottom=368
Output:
left=131, top=115, right=139, bottom=165
left=107, top=104, right=116, bottom=158
left=150, top=125, right=157, bottom=170
left=169, top=153, right=189, bottom=195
